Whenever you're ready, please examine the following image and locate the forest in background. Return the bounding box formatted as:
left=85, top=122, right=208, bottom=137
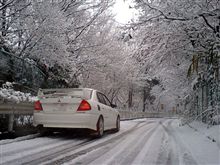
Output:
left=0, top=0, right=219, bottom=125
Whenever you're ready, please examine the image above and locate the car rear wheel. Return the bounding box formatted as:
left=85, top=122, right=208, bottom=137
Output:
left=96, top=117, right=104, bottom=138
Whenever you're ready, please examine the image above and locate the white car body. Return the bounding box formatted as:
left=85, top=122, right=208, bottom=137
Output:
left=33, top=88, right=120, bottom=134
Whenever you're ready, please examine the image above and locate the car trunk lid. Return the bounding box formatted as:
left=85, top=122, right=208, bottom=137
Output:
left=38, top=88, right=92, bottom=113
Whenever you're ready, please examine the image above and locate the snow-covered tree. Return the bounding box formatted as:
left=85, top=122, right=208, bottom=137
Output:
left=132, top=0, right=220, bottom=119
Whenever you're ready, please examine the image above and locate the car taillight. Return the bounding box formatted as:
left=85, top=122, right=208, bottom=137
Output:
left=34, top=100, right=43, bottom=111
left=77, top=100, right=91, bottom=111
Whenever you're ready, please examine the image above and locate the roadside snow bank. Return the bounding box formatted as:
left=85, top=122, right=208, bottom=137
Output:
left=212, top=115, right=220, bottom=125
left=0, top=82, right=37, bottom=103
left=172, top=120, right=220, bottom=165
left=187, top=121, right=220, bottom=147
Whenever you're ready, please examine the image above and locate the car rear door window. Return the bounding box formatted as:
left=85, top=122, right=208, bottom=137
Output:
left=97, top=92, right=113, bottom=107
left=97, top=92, right=106, bottom=105
left=102, top=94, right=111, bottom=107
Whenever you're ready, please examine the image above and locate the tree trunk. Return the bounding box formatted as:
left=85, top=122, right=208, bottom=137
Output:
left=1, top=0, right=7, bottom=37
left=143, top=87, right=147, bottom=112
left=128, top=87, right=133, bottom=109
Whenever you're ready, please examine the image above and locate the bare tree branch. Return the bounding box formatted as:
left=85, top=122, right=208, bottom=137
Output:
left=70, top=6, right=106, bottom=43
left=0, top=0, right=15, bottom=11
left=141, top=1, right=189, bottom=21
left=199, top=14, right=216, bottom=33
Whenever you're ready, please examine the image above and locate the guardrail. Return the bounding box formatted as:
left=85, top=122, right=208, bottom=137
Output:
left=0, top=102, right=177, bottom=132
left=119, top=110, right=176, bottom=120
left=0, top=103, right=176, bottom=117
left=0, top=102, right=34, bottom=132
left=0, top=102, right=34, bottom=115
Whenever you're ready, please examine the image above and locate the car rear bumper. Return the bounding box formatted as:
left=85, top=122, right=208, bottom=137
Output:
left=33, top=112, right=99, bottom=131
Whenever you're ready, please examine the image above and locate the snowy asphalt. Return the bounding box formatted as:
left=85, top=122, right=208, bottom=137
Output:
left=0, top=118, right=219, bottom=165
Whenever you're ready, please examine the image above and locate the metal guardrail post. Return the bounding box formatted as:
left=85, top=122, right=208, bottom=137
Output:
left=0, top=102, right=34, bottom=132
left=8, top=113, right=14, bottom=132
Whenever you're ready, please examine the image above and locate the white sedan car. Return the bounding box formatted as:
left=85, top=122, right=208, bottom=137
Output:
left=33, top=88, right=120, bottom=137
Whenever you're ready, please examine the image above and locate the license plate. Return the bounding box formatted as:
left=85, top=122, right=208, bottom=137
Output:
left=53, top=104, right=67, bottom=112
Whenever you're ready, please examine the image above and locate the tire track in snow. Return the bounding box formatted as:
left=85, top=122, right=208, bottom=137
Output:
left=3, top=120, right=147, bottom=165
left=1, top=136, right=75, bottom=158
left=131, top=120, right=166, bottom=165
left=118, top=121, right=161, bottom=165
left=156, top=131, right=170, bottom=165
left=156, top=119, right=179, bottom=165
left=42, top=120, right=154, bottom=165
left=1, top=137, right=91, bottom=165
left=69, top=119, right=163, bottom=165
left=83, top=121, right=158, bottom=165
left=159, top=119, right=198, bottom=165
left=0, top=134, right=40, bottom=145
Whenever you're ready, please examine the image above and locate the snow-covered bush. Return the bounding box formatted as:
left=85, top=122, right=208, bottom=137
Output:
left=211, top=115, right=220, bottom=125
left=0, top=82, right=37, bottom=103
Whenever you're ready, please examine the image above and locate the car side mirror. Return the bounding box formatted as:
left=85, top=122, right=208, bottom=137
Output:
left=111, top=104, right=117, bottom=108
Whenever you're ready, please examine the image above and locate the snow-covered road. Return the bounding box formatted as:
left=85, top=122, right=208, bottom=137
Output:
left=0, top=118, right=219, bottom=165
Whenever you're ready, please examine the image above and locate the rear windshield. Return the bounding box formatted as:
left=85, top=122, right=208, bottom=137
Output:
left=38, top=88, right=92, bottom=100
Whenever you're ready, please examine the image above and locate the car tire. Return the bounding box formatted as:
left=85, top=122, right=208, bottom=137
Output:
left=96, top=116, right=104, bottom=138
left=114, top=116, right=120, bottom=132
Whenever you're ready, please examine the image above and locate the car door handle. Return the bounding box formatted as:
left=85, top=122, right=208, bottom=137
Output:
left=97, top=105, right=101, bottom=111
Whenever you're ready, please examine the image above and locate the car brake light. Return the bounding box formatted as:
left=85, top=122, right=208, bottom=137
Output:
left=77, top=100, right=91, bottom=111
left=34, top=100, right=43, bottom=111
